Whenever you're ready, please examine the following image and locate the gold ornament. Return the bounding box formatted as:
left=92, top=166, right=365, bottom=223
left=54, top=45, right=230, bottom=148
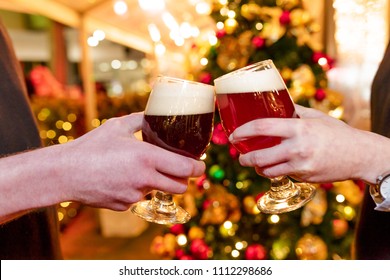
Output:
left=276, top=0, right=300, bottom=10
left=188, top=226, right=205, bottom=241
left=241, top=3, right=262, bottom=21
left=301, top=187, right=327, bottom=226
left=224, top=18, right=238, bottom=34
left=216, top=36, right=250, bottom=72
left=295, top=233, right=328, bottom=260
left=280, top=67, right=293, bottom=81
left=200, top=185, right=241, bottom=225
left=333, top=180, right=363, bottom=206
left=243, top=195, right=259, bottom=214
left=150, top=233, right=177, bottom=259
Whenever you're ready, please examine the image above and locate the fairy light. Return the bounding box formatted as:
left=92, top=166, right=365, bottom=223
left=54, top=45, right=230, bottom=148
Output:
left=200, top=57, right=208, bottom=66
left=177, top=234, right=188, bottom=246
left=269, top=214, right=280, bottom=224
left=235, top=241, right=244, bottom=250
left=196, top=1, right=212, bottom=15
left=231, top=250, right=240, bottom=258
left=138, top=0, right=165, bottom=11
left=223, top=220, right=233, bottom=229
left=113, top=0, right=128, bottom=15
left=336, top=194, right=345, bottom=203
left=148, top=24, right=161, bottom=42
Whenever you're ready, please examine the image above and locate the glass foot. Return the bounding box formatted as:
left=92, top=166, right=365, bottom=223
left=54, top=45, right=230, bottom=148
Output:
left=257, top=183, right=316, bottom=214
left=131, top=200, right=190, bottom=225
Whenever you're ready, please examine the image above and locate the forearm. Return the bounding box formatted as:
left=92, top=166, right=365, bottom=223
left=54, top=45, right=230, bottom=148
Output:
left=0, top=144, right=68, bottom=223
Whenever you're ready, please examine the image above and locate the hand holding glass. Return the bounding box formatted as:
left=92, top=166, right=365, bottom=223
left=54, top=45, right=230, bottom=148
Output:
left=214, top=60, right=316, bottom=214
left=131, top=76, right=215, bottom=224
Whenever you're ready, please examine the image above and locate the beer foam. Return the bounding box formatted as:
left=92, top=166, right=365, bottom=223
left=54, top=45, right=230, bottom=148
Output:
left=214, top=67, right=286, bottom=94
left=145, top=79, right=215, bottom=115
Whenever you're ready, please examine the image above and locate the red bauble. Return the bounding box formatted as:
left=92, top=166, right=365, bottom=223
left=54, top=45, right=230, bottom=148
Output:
left=170, top=224, right=186, bottom=235
left=279, top=10, right=291, bottom=25
left=199, top=72, right=212, bottom=84
left=212, top=123, right=229, bottom=145
left=245, top=244, right=267, bottom=260
left=229, top=145, right=239, bottom=159
left=216, top=29, right=227, bottom=39
left=251, top=36, right=265, bottom=49
left=314, top=88, right=327, bottom=101
left=320, top=183, right=334, bottom=191
left=190, top=239, right=211, bottom=260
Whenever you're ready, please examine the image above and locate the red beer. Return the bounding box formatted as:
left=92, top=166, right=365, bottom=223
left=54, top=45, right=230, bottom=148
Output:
left=215, top=65, right=297, bottom=154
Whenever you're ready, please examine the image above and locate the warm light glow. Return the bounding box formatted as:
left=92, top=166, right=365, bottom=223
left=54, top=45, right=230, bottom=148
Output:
left=269, top=214, right=280, bottom=224
left=200, top=57, right=208, bottom=66
left=235, top=242, right=244, bottom=250
left=223, top=220, right=233, bottom=229
left=155, top=42, right=166, bottom=56
left=148, top=23, right=161, bottom=42
left=336, top=194, right=346, bottom=203
left=231, top=249, right=240, bottom=258
left=138, top=0, right=165, bottom=11
left=328, top=106, right=344, bottom=119
left=60, top=202, right=71, bottom=207
left=208, top=34, right=218, bottom=45
left=196, top=1, right=212, bottom=15
left=177, top=234, right=187, bottom=246
left=62, top=122, right=72, bottom=131
left=87, top=36, right=99, bottom=47
left=91, top=119, right=101, bottom=128
left=162, top=12, right=179, bottom=30
left=227, top=10, right=236, bottom=18
left=93, top=29, right=105, bottom=41
left=113, top=0, right=128, bottom=15
left=111, top=59, right=122, bottom=69
left=216, top=21, right=224, bottom=29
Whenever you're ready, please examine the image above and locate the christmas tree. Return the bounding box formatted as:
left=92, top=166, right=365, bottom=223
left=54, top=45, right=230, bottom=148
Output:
left=150, top=0, right=364, bottom=260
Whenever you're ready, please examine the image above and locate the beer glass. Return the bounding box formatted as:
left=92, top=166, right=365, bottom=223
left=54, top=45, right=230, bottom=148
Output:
left=131, top=76, right=215, bottom=224
left=214, top=60, right=316, bottom=214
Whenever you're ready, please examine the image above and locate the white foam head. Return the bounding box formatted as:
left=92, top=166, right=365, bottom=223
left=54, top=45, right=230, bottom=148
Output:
left=214, top=63, right=286, bottom=94
left=145, top=77, right=215, bottom=115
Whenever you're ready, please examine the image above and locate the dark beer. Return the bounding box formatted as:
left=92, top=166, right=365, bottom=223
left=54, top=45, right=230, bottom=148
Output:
left=142, top=77, right=215, bottom=159
left=215, top=67, right=296, bottom=153
left=142, top=112, right=214, bottom=159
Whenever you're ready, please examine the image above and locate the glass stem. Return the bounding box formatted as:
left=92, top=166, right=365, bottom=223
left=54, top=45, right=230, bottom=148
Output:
left=269, top=176, right=300, bottom=200
left=149, top=191, right=177, bottom=216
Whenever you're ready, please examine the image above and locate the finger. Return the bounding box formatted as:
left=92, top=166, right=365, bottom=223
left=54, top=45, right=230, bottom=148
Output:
left=229, top=118, right=296, bottom=143
left=146, top=144, right=206, bottom=178
left=126, top=112, right=144, bottom=134
left=255, top=162, right=295, bottom=179
left=238, top=144, right=290, bottom=168
left=150, top=172, right=189, bottom=194
left=294, top=105, right=327, bottom=119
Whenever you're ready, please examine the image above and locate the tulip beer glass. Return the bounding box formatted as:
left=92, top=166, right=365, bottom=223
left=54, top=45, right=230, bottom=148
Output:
left=214, top=60, right=316, bottom=214
left=131, top=76, right=215, bottom=224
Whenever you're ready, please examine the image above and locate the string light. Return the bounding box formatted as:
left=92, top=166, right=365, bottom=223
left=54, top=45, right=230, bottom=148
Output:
left=113, top=0, right=128, bottom=15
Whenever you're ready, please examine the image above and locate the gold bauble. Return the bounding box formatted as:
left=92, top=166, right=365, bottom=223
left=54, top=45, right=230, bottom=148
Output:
left=301, top=187, right=327, bottom=227
left=188, top=226, right=205, bottom=241
left=241, top=3, right=262, bottom=21
left=276, top=0, right=300, bottom=10
left=224, top=18, right=238, bottom=34
left=280, top=67, right=293, bottom=81
left=290, top=9, right=312, bottom=26
left=295, top=233, right=328, bottom=260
